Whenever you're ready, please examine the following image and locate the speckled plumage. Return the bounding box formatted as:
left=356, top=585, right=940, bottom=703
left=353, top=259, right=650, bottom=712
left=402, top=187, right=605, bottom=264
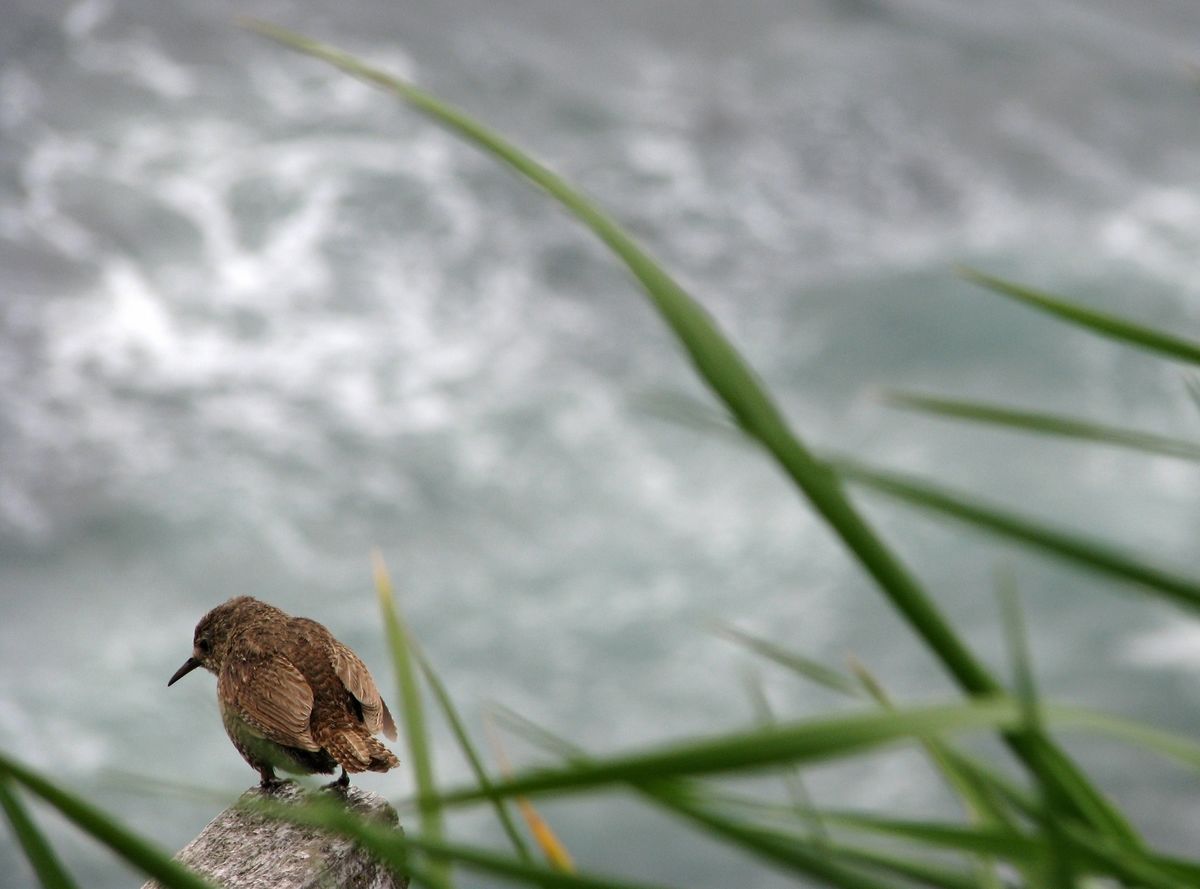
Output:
left=169, top=596, right=400, bottom=788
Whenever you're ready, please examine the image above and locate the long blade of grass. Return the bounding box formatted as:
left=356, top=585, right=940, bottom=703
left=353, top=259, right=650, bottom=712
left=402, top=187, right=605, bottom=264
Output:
left=880, top=390, right=1200, bottom=462
left=246, top=20, right=1136, bottom=843
left=646, top=783, right=919, bottom=889
left=712, top=621, right=864, bottom=698
left=849, top=659, right=1009, bottom=889
left=371, top=550, right=452, bottom=889
left=483, top=714, right=575, bottom=872
left=634, top=390, right=745, bottom=441
left=739, top=667, right=829, bottom=843
left=960, top=268, right=1200, bottom=365
left=1183, top=374, right=1200, bottom=415
left=419, top=699, right=1024, bottom=808
left=1058, top=708, right=1200, bottom=771
left=799, top=809, right=1191, bottom=889
left=495, top=707, right=993, bottom=889
left=996, top=573, right=1079, bottom=886
left=411, top=646, right=533, bottom=863
left=0, top=777, right=79, bottom=889
left=0, top=753, right=215, bottom=889
left=805, top=810, right=1041, bottom=863
left=832, top=457, right=1200, bottom=613
left=815, top=839, right=981, bottom=889
left=849, top=658, right=1012, bottom=826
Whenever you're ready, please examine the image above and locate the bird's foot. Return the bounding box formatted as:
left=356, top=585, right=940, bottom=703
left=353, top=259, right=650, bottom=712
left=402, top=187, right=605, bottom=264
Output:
left=323, top=769, right=351, bottom=792
left=258, top=770, right=288, bottom=793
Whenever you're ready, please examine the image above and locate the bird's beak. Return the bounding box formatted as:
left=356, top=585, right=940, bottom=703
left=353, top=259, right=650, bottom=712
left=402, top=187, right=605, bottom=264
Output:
left=168, top=657, right=202, bottom=687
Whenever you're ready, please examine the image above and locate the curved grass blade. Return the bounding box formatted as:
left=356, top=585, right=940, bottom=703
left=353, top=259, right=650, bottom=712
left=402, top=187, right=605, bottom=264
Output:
left=0, top=777, right=79, bottom=889
left=832, top=457, right=1200, bottom=613
left=241, top=12, right=996, bottom=732
left=807, top=810, right=1041, bottom=863
left=712, top=621, right=864, bottom=698
left=880, top=390, right=1200, bottom=462
left=668, top=796, right=983, bottom=889
left=817, top=839, right=980, bottom=889
left=1060, top=823, right=1194, bottom=889
left=960, top=268, right=1200, bottom=365
left=411, top=647, right=532, bottom=863
left=849, top=658, right=1009, bottom=889
left=1059, top=708, right=1200, bottom=771
left=420, top=699, right=1023, bottom=808
left=495, top=707, right=996, bottom=889
left=648, top=784, right=917, bottom=889
left=245, top=21, right=1137, bottom=845
left=1183, top=374, right=1200, bottom=415
left=0, top=753, right=215, bottom=889
left=634, top=390, right=746, bottom=441
left=739, top=667, right=828, bottom=843
left=802, top=809, right=1190, bottom=889
left=371, top=550, right=452, bottom=889
left=484, top=714, right=574, bottom=871
left=996, top=573, right=1079, bottom=886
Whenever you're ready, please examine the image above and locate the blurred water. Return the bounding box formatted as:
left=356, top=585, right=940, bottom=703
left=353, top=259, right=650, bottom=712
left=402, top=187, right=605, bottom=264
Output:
left=2, top=0, right=1200, bottom=886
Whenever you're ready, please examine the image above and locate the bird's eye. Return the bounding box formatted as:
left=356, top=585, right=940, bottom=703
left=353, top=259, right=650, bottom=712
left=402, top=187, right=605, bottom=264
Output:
left=197, top=639, right=211, bottom=655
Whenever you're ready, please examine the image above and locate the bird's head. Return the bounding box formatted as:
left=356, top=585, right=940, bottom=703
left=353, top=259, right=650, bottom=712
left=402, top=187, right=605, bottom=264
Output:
left=167, top=596, right=282, bottom=686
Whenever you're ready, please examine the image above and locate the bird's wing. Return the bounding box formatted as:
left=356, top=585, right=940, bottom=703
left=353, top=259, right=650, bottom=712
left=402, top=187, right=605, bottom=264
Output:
left=218, top=653, right=320, bottom=752
left=328, top=639, right=398, bottom=741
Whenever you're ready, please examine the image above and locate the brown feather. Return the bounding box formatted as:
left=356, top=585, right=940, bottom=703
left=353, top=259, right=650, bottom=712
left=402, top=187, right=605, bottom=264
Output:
left=316, top=624, right=398, bottom=741
left=218, top=654, right=320, bottom=752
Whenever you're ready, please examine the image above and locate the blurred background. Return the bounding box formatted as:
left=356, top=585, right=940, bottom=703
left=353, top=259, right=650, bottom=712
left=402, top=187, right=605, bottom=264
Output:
left=2, top=0, right=1200, bottom=886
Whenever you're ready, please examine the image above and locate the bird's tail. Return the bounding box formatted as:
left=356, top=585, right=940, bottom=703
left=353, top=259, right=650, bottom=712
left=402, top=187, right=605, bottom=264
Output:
left=321, top=725, right=401, bottom=773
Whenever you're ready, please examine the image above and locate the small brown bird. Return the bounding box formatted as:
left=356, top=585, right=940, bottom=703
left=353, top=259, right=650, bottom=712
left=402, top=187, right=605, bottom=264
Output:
left=168, top=596, right=400, bottom=789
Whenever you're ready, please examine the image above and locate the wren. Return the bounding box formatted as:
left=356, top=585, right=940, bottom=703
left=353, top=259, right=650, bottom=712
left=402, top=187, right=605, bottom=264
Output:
left=169, top=596, right=400, bottom=789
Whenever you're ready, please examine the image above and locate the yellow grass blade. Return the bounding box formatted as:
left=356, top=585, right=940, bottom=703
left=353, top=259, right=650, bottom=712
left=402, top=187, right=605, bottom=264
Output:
left=485, top=714, right=575, bottom=872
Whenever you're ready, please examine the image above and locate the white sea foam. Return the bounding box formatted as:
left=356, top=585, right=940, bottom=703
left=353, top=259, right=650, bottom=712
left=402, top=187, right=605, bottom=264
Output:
left=4, top=2, right=1200, bottom=882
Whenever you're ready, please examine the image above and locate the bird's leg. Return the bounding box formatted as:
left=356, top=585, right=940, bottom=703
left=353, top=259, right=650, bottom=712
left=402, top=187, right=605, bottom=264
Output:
left=258, top=766, right=284, bottom=792
left=324, top=768, right=350, bottom=791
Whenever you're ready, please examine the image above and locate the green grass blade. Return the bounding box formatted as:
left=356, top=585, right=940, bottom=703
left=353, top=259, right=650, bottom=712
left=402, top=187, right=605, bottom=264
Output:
left=833, top=457, right=1200, bottom=613
left=812, top=839, right=981, bottom=889
left=1183, top=374, right=1200, bottom=415
left=960, top=268, right=1200, bottom=365
left=1058, top=826, right=1192, bottom=889
left=371, top=551, right=452, bottom=889
left=807, top=809, right=1191, bottom=889
left=808, top=810, right=1041, bottom=863
left=496, top=707, right=992, bottom=889
left=0, top=777, right=79, bottom=889
left=242, top=12, right=997, bottom=726
left=418, top=699, right=1023, bottom=808
left=713, top=622, right=864, bottom=698
left=850, top=658, right=1012, bottom=825
left=646, top=784, right=915, bottom=889
left=997, top=573, right=1036, bottom=724
left=996, top=574, right=1079, bottom=886
left=1059, top=708, right=1200, bottom=771
left=411, top=646, right=533, bottom=863
left=634, top=390, right=746, bottom=441
left=739, top=668, right=829, bottom=843
left=0, top=752, right=215, bottom=889
left=849, top=659, right=1009, bottom=888
left=880, top=390, right=1200, bottom=462
left=246, top=20, right=1134, bottom=843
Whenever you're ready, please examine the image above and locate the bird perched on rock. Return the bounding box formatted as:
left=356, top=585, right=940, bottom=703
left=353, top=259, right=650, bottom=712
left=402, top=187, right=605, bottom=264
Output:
left=168, top=596, right=400, bottom=789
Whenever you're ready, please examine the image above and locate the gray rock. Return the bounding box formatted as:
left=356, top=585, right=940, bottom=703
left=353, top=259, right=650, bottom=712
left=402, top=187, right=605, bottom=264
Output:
left=142, top=782, right=407, bottom=889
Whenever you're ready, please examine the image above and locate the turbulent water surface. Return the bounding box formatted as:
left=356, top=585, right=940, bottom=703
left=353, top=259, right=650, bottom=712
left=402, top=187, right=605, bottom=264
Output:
left=3, top=0, right=1200, bottom=886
